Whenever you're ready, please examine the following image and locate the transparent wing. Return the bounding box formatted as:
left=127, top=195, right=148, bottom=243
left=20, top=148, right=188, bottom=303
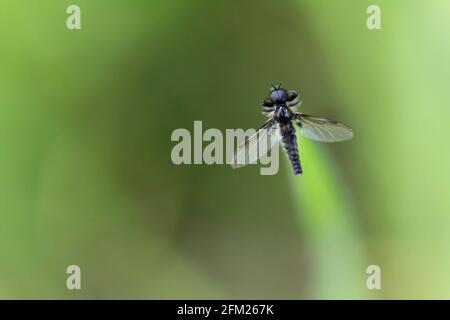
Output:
left=230, top=118, right=281, bottom=169
left=294, top=113, right=353, bottom=142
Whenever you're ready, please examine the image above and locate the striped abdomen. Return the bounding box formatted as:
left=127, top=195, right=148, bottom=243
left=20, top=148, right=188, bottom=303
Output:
left=280, top=122, right=302, bottom=175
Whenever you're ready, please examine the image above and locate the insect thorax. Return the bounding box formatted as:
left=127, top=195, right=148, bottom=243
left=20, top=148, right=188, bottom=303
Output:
left=274, top=104, right=292, bottom=123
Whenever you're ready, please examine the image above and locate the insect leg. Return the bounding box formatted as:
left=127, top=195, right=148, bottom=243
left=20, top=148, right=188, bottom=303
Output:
left=262, top=106, right=274, bottom=112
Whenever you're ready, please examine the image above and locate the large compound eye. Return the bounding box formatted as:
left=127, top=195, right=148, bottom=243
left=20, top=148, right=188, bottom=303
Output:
left=287, top=91, right=299, bottom=102
left=270, top=91, right=279, bottom=102
left=262, top=97, right=275, bottom=107
left=270, top=89, right=288, bottom=102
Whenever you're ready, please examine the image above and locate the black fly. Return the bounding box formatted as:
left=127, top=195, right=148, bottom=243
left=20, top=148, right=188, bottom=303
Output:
left=231, top=84, right=353, bottom=175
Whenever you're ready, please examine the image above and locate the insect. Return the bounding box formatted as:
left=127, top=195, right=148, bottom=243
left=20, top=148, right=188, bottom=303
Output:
left=231, top=84, right=353, bottom=175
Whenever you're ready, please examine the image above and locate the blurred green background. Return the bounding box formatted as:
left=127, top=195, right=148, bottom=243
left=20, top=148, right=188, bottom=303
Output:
left=0, top=0, right=449, bottom=299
